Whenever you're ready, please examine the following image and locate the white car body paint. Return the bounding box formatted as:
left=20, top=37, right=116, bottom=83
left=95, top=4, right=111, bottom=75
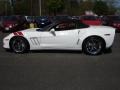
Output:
left=3, top=25, right=115, bottom=51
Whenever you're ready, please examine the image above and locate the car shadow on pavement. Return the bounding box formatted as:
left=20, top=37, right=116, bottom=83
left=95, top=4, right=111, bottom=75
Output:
left=103, top=48, right=112, bottom=54
left=5, top=49, right=112, bottom=55
left=30, top=50, right=83, bottom=54
left=30, top=49, right=112, bottom=55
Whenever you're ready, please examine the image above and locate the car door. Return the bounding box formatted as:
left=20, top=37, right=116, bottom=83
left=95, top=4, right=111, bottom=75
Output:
left=40, top=21, right=79, bottom=49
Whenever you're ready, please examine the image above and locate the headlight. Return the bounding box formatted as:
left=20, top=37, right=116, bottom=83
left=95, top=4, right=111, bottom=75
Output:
left=5, top=27, right=9, bottom=31
left=41, top=22, right=45, bottom=24
left=9, top=25, right=12, bottom=28
left=113, top=23, right=117, bottom=26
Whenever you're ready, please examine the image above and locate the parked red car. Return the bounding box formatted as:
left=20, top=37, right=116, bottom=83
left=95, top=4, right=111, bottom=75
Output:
left=80, top=15, right=102, bottom=25
left=1, top=16, right=27, bottom=32
left=102, top=15, right=120, bottom=32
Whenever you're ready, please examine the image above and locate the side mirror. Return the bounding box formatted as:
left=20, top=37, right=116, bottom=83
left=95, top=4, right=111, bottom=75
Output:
left=50, top=28, right=56, bottom=36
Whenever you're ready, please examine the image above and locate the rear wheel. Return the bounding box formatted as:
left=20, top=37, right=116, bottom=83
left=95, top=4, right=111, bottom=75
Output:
left=83, top=36, right=105, bottom=55
left=10, top=37, right=29, bottom=53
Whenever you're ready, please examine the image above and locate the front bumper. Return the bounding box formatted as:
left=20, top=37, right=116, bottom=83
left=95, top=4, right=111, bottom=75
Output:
left=3, top=38, right=10, bottom=49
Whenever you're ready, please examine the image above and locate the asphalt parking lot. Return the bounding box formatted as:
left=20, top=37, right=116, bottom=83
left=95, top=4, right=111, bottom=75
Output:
left=0, top=32, right=120, bottom=90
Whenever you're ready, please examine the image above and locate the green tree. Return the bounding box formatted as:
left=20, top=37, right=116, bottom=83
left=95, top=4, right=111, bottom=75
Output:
left=46, top=0, right=65, bottom=15
left=0, top=1, right=11, bottom=15
left=108, top=6, right=117, bottom=15
left=14, top=0, right=31, bottom=15
left=93, top=1, right=109, bottom=16
left=79, top=0, right=94, bottom=15
left=69, top=0, right=80, bottom=15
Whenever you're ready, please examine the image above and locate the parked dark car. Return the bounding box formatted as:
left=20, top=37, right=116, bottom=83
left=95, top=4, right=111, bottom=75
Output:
left=51, top=15, right=72, bottom=21
left=24, top=16, right=36, bottom=28
left=1, top=15, right=27, bottom=32
left=71, top=16, right=80, bottom=20
left=25, top=16, right=35, bottom=23
left=0, top=16, right=3, bottom=31
left=80, top=15, right=102, bottom=25
left=34, top=16, right=52, bottom=28
left=102, top=15, right=120, bottom=32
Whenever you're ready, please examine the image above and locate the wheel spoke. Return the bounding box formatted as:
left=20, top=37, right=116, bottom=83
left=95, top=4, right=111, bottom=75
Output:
left=12, top=39, right=25, bottom=53
left=85, top=37, right=102, bottom=55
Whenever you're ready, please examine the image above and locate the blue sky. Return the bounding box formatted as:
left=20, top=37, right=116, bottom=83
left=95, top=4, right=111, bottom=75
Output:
left=116, top=0, right=120, bottom=7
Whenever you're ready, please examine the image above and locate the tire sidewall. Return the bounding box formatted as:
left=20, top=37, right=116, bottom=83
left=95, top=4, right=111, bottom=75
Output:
left=10, top=37, right=29, bottom=53
left=83, top=37, right=104, bottom=55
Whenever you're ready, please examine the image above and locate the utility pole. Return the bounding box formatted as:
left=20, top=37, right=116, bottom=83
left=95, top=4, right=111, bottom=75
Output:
left=31, top=0, right=33, bottom=16
left=5, top=1, right=8, bottom=15
left=39, top=0, right=41, bottom=16
left=0, top=0, right=8, bottom=15
left=9, top=0, right=14, bottom=15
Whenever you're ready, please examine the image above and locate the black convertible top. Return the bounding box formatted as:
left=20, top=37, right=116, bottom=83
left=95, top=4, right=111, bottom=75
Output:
left=37, top=18, right=89, bottom=31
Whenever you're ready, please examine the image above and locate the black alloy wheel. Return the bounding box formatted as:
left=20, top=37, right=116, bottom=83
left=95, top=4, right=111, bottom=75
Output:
left=83, top=37, right=105, bottom=55
left=10, top=37, right=29, bottom=53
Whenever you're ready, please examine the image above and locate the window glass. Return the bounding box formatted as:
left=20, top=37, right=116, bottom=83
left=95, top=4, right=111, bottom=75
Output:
left=76, top=21, right=89, bottom=29
left=55, top=22, right=76, bottom=31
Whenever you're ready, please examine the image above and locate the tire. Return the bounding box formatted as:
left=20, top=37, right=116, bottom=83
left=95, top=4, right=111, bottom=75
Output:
left=82, top=36, right=105, bottom=55
left=10, top=37, right=29, bottom=53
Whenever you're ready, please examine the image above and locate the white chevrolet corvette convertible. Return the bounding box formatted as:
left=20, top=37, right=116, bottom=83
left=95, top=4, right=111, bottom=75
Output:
left=3, top=19, right=115, bottom=55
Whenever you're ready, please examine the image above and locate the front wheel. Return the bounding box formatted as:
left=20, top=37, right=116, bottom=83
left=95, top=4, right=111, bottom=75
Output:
left=10, top=37, right=29, bottom=53
left=82, top=37, right=105, bottom=55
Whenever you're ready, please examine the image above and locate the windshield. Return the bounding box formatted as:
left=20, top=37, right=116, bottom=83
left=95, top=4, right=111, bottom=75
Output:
left=37, top=22, right=56, bottom=31
left=35, top=16, right=49, bottom=21
left=37, top=20, right=89, bottom=31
